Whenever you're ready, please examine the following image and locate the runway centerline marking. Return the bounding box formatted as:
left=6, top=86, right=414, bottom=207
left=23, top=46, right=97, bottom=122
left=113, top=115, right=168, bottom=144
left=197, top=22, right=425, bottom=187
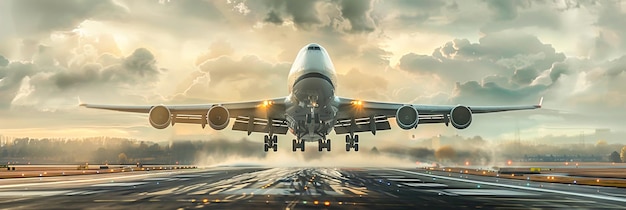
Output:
left=390, top=168, right=626, bottom=203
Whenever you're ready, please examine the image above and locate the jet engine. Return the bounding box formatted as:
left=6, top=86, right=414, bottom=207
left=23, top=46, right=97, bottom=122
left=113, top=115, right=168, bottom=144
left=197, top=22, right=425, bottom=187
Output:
left=207, top=105, right=230, bottom=130
left=396, top=105, right=419, bottom=130
left=149, top=105, right=171, bottom=129
left=450, top=105, right=472, bottom=129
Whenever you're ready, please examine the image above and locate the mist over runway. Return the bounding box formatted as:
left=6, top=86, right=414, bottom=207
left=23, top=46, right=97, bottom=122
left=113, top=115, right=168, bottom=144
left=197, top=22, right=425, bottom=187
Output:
left=0, top=167, right=625, bottom=209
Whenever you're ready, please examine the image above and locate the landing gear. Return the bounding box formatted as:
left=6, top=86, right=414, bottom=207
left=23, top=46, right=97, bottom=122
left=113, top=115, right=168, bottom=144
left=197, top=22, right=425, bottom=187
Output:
left=292, top=139, right=305, bottom=152
left=345, top=134, right=359, bottom=151
left=264, top=135, right=278, bottom=152
left=318, top=139, right=331, bottom=151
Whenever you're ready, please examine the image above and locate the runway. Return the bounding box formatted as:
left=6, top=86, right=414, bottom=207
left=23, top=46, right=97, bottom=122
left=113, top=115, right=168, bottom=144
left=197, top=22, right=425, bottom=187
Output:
left=0, top=167, right=625, bottom=209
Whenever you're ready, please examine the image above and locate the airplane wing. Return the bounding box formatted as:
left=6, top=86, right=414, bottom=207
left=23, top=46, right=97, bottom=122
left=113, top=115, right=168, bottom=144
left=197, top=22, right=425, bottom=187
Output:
left=334, top=97, right=542, bottom=135
left=80, top=97, right=290, bottom=135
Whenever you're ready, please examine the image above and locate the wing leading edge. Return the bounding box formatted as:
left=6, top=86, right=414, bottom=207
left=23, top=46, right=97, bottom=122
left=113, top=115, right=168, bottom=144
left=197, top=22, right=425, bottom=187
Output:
left=80, top=97, right=289, bottom=135
left=334, top=97, right=542, bottom=134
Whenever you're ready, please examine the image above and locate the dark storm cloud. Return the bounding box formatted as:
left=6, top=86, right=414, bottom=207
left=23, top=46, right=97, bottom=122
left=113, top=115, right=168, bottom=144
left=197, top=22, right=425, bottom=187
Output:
left=480, top=7, right=562, bottom=33
left=264, top=10, right=284, bottom=24
left=0, top=43, right=164, bottom=110
left=340, top=0, right=375, bottom=33
left=0, top=62, right=37, bottom=108
left=52, top=48, right=160, bottom=90
left=444, top=32, right=565, bottom=66
left=511, top=67, right=539, bottom=86
left=255, top=0, right=379, bottom=33
left=0, top=55, right=8, bottom=67
left=548, top=62, right=568, bottom=82
left=120, top=48, right=159, bottom=77
left=484, top=0, right=532, bottom=20
left=10, top=0, right=128, bottom=38
left=451, top=81, right=547, bottom=105
left=260, top=0, right=322, bottom=29
left=398, top=51, right=503, bottom=82
left=160, top=0, right=224, bottom=20
left=379, top=0, right=579, bottom=37
left=386, top=0, right=446, bottom=19
left=606, top=56, right=626, bottom=77
left=47, top=48, right=159, bottom=93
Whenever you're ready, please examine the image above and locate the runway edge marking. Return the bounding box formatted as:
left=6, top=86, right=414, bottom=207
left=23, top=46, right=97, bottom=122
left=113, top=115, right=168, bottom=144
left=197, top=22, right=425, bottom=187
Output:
left=0, top=171, right=177, bottom=189
left=389, top=168, right=626, bottom=203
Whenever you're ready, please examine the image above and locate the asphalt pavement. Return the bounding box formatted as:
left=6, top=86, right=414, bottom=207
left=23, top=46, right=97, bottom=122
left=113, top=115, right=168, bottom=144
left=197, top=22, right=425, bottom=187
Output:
left=0, top=167, right=625, bottom=209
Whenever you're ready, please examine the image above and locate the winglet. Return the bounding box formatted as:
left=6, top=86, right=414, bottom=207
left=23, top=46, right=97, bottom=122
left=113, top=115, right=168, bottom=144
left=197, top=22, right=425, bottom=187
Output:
left=78, top=96, right=85, bottom=107
left=537, top=97, right=544, bottom=108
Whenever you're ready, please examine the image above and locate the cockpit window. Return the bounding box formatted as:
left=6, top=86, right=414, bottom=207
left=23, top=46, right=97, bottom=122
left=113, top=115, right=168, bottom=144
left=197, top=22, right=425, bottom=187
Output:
left=307, top=46, right=321, bottom=50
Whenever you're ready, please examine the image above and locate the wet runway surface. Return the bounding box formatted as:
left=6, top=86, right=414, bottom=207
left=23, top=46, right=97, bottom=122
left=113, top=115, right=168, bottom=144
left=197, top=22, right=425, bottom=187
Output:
left=0, top=167, right=625, bottom=209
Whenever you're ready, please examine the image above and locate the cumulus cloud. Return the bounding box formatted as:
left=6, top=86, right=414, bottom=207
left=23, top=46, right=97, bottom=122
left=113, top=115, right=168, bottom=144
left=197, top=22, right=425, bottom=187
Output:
left=484, top=0, right=532, bottom=21
left=258, top=0, right=323, bottom=29
left=1, top=0, right=626, bottom=141
left=589, top=2, right=626, bottom=60
left=0, top=62, right=37, bottom=108
left=398, top=32, right=566, bottom=84
left=0, top=55, right=8, bottom=67
left=1, top=34, right=164, bottom=110
left=263, top=10, right=284, bottom=24
left=340, top=0, right=376, bottom=33
left=51, top=48, right=160, bottom=90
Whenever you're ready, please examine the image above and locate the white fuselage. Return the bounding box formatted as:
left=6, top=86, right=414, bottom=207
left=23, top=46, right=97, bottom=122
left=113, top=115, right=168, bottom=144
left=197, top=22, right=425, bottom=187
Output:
left=285, top=43, right=339, bottom=141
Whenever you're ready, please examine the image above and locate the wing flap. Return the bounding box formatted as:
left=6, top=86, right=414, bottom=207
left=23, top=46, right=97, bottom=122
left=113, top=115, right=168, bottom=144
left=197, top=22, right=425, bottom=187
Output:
left=232, top=116, right=289, bottom=135
left=172, top=114, right=206, bottom=125
left=334, top=115, right=391, bottom=135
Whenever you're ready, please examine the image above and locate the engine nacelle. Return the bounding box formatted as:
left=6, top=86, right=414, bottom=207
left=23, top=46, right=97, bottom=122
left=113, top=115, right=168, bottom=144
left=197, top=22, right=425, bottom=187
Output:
left=396, top=105, right=419, bottom=130
left=149, top=105, right=171, bottom=129
left=207, top=105, right=230, bottom=130
left=450, top=105, right=472, bottom=129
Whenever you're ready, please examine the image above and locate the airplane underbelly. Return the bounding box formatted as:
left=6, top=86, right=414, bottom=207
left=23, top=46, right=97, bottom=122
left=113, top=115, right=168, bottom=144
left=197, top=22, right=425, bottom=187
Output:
left=286, top=105, right=336, bottom=141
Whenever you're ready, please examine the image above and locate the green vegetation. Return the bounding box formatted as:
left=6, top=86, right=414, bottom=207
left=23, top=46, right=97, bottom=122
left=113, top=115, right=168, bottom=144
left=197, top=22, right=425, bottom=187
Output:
left=609, top=151, right=622, bottom=163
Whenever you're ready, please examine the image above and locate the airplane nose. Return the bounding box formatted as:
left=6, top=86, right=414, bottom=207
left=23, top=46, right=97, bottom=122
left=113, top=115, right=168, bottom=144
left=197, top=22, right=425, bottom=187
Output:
left=307, top=43, right=321, bottom=48
left=306, top=43, right=322, bottom=51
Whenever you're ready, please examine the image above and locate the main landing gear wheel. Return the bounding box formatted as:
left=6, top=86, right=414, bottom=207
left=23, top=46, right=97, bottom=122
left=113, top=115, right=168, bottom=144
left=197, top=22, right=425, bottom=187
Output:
left=264, top=135, right=278, bottom=152
left=318, top=139, right=331, bottom=152
left=345, top=134, right=359, bottom=151
left=292, top=139, right=305, bottom=152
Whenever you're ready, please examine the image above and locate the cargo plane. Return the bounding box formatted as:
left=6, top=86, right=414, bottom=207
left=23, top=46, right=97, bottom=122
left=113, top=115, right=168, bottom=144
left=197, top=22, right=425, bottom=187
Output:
left=81, top=43, right=542, bottom=152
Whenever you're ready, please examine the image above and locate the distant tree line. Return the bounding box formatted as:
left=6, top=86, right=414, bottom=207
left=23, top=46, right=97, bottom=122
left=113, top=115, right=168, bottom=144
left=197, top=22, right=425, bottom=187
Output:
left=1, top=136, right=624, bottom=165
left=0, top=137, right=264, bottom=165
left=383, top=136, right=626, bottom=165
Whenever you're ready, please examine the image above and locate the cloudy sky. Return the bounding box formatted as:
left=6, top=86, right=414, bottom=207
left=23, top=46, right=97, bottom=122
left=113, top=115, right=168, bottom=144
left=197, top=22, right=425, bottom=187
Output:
left=0, top=0, right=624, bottom=145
